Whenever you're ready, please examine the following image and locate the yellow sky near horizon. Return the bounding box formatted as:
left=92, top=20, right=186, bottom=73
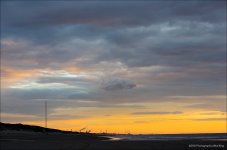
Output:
left=2, top=109, right=226, bottom=134
left=20, top=116, right=227, bottom=134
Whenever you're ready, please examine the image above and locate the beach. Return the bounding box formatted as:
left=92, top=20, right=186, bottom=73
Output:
left=1, top=131, right=226, bottom=150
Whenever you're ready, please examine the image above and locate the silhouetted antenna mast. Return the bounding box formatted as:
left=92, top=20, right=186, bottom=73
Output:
left=45, top=100, right=47, bottom=128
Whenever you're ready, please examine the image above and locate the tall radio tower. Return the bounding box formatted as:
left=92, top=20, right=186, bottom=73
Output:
left=45, top=100, right=47, bottom=128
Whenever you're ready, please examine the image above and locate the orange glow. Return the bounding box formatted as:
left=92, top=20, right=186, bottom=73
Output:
left=1, top=67, right=40, bottom=87
left=64, top=66, right=81, bottom=73
left=21, top=113, right=226, bottom=134
left=1, top=67, right=82, bottom=87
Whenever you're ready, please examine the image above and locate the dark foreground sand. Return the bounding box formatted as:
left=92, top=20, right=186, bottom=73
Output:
left=1, top=131, right=226, bottom=150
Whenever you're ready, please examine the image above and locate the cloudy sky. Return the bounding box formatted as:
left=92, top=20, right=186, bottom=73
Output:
left=1, top=0, right=226, bottom=134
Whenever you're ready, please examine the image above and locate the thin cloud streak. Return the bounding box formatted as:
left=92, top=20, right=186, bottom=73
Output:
left=131, top=111, right=183, bottom=115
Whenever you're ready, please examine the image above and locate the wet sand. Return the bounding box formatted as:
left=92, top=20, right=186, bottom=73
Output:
left=1, top=131, right=226, bottom=150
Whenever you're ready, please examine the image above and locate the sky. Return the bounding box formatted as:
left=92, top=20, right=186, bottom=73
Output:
left=1, top=0, right=226, bottom=134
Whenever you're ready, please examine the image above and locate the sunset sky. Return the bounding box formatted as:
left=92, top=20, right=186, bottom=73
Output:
left=1, top=0, right=226, bottom=134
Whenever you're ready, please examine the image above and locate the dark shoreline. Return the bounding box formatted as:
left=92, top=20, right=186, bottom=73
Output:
left=1, top=131, right=226, bottom=150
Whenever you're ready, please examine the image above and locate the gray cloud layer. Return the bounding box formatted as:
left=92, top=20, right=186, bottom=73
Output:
left=1, top=1, right=226, bottom=120
left=2, top=1, right=225, bottom=27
